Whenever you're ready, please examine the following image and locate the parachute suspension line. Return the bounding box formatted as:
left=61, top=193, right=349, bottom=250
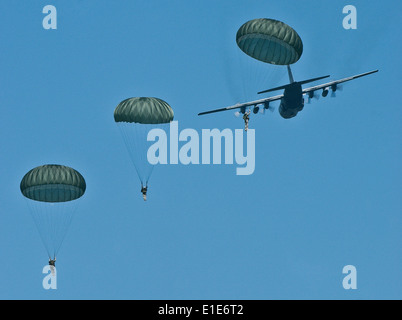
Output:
left=53, top=199, right=78, bottom=259
left=32, top=186, right=53, bottom=258
left=132, top=124, right=147, bottom=184
left=26, top=199, right=51, bottom=258
left=118, top=124, right=142, bottom=183
left=236, top=46, right=285, bottom=103
left=137, top=123, right=154, bottom=184
left=118, top=122, right=158, bottom=187
left=50, top=200, right=77, bottom=259
left=236, top=48, right=248, bottom=103
left=26, top=195, right=78, bottom=260
left=137, top=123, right=155, bottom=185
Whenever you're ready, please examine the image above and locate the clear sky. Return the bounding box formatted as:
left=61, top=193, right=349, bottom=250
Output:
left=0, top=0, right=400, bottom=299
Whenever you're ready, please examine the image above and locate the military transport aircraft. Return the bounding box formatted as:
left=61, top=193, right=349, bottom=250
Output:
left=198, top=65, right=378, bottom=124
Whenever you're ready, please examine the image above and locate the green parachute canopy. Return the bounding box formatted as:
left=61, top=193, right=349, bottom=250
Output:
left=236, top=18, right=303, bottom=65
left=114, top=97, right=174, bottom=124
left=20, top=164, right=86, bottom=203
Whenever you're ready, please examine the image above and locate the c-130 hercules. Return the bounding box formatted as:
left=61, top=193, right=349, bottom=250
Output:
left=198, top=18, right=378, bottom=129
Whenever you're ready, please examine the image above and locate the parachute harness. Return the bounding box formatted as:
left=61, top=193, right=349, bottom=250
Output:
left=49, top=258, right=56, bottom=276
left=141, top=184, right=148, bottom=201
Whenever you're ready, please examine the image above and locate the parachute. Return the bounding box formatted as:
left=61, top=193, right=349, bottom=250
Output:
left=114, top=97, right=174, bottom=199
left=236, top=18, right=303, bottom=65
left=20, top=164, right=86, bottom=263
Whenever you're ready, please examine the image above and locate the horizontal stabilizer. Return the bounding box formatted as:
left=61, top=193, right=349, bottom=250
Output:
left=198, top=108, right=227, bottom=116
left=258, top=84, right=291, bottom=94
left=258, top=75, right=330, bottom=95
left=298, top=75, right=330, bottom=85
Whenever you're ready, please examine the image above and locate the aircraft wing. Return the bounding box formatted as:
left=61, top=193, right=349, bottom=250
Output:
left=302, top=70, right=378, bottom=95
left=198, top=94, right=283, bottom=116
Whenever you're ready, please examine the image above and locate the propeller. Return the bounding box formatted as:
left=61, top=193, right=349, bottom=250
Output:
left=258, top=102, right=275, bottom=115
left=235, top=103, right=275, bottom=117
left=306, top=91, right=319, bottom=103
left=330, top=84, right=343, bottom=98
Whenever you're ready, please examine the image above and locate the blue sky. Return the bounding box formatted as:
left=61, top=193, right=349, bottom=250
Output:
left=0, top=0, right=400, bottom=299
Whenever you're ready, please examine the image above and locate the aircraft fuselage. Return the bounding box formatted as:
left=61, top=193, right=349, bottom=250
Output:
left=278, top=82, right=304, bottom=119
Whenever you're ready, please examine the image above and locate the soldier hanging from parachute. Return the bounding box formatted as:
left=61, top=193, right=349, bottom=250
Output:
left=20, top=164, right=86, bottom=269
left=114, top=97, right=174, bottom=201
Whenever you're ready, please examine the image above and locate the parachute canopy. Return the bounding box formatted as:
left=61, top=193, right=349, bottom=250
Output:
left=114, top=97, right=174, bottom=124
left=236, top=18, right=303, bottom=65
left=20, top=164, right=86, bottom=203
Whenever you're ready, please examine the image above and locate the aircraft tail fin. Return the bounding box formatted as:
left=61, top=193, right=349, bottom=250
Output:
left=287, top=65, right=294, bottom=83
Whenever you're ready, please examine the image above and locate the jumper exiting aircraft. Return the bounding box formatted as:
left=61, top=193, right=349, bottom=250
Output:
left=198, top=18, right=378, bottom=127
